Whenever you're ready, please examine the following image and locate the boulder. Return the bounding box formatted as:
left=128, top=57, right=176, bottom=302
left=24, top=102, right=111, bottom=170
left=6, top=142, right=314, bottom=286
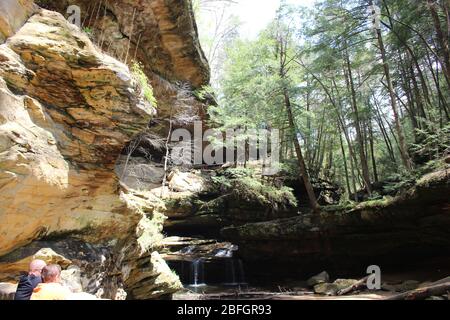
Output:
left=34, top=248, right=72, bottom=268
left=0, top=248, right=71, bottom=280
left=168, top=170, right=205, bottom=193
left=61, top=265, right=83, bottom=293
left=313, top=283, right=339, bottom=296
left=0, top=283, right=17, bottom=300
left=116, top=157, right=165, bottom=191
left=306, top=271, right=330, bottom=287
left=313, top=279, right=359, bottom=296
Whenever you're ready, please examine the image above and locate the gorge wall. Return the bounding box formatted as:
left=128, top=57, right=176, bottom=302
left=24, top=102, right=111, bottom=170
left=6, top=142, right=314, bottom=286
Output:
left=222, top=165, right=450, bottom=282
left=0, top=0, right=210, bottom=299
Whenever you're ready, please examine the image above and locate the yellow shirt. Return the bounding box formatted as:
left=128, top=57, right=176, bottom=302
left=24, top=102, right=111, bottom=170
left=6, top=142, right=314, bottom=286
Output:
left=30, top=282, right=72, bottom=300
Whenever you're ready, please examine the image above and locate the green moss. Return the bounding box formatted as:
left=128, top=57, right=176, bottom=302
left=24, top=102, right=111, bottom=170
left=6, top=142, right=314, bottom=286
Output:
left=131, top=61, right=157, bottom=108
left=355, top=196, right=395, bottom=210
left=213, top=168, right=297, bottom=207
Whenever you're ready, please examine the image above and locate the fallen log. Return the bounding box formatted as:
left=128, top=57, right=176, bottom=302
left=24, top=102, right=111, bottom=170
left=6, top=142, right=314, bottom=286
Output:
left=337, top=276, right=369, bottom=296
left=385, top=282, right=450, bottom=300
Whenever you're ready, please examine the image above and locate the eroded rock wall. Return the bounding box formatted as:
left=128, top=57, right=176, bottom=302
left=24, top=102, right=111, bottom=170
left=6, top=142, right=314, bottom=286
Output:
left=0, top=1, right=201, bottom=298
left=0, top=8, right=154, bottom=256
left=36, top=0, right=210, bottom=137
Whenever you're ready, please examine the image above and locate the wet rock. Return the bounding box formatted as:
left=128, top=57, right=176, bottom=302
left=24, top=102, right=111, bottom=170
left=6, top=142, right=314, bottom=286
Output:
left=398, top=280, right=421, bottom=292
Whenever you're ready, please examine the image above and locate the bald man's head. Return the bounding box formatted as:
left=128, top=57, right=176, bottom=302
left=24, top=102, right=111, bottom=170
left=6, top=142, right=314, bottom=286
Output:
left=41, top=264, right=62, bottom=283
left=29, top=259, right=47, bottom=277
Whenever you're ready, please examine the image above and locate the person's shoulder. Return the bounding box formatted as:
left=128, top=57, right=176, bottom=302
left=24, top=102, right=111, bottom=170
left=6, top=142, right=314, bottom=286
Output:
left=17, top=274, right=30, bottom=284
left=29, top=274, right=42, bottom=286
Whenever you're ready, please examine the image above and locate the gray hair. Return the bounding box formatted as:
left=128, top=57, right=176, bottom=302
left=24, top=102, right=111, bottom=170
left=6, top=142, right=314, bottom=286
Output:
left=41, top=264, right=61, bottom=283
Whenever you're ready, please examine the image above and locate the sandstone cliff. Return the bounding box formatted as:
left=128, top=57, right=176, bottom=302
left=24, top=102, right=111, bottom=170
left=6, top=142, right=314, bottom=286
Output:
left=0, top=0, right=210, bottom=299
left=36, top=0, right=210, bottom=136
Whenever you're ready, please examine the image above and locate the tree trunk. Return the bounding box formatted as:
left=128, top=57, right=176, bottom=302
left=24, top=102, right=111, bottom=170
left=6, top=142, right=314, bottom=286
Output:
left=428, top=0, right=450, bottom=85
left=277, top=31, right=319, bottom=211
left=283, top=87, right=320, bottom=211
left=343, top=51, right=373, bottom=193
left=385, top=282, right=450, bottom=300
left=369, top=120, right=379, bottom=183
left=372, top=14, right=414, bottom=170
left=338, top=121, right=351, bottom=198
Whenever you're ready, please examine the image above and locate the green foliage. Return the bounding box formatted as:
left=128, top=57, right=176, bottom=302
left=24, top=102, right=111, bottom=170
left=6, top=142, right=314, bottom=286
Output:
left=131, top=61, right=157, bottom=107
left=211, top=168, right=297, bottom=207
left=415, top=158, right=447, bottom=176
left=82, top=27, right=93, bottom=38
left=221, top=167, right=253, bottom=179
left=199, top=0, right=449, bottom=204
left=211, top=175, right=232, bottom=188
left=194, top=85, right=215, bottom=101
left=411, top=123, right=450, bottom=160
left=381, top=158, right=447, bottom=195
left=234, top=176, right=297, bottom=207
left=382, top=176, right=415, bottom=195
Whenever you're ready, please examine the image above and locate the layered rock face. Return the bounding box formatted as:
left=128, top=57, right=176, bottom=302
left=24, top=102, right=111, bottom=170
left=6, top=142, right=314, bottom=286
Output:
left=0, top=0, right=211, bottom=298
left=36, top=0, right=211, bottom=136
left=0, top=7, right=154, bottom=256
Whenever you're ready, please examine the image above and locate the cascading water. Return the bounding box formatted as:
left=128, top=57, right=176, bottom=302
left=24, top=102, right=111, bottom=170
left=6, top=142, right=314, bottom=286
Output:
left=224, top=258, right=246, bottom=285
left=166, top=240, right=247, bottom=288
left=189, top=258, right=206, bottom=287
left=214, top=245, right=238, bottom=258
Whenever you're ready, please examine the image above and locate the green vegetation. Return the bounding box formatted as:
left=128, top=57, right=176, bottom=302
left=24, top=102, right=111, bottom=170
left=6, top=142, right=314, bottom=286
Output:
left=82, top=27, right=93, bottom=39
left=131, top=61, right=157, bottom=107
left=196, top=0, right=450, bottom=206
left=212, top=168, right=297, bottom=208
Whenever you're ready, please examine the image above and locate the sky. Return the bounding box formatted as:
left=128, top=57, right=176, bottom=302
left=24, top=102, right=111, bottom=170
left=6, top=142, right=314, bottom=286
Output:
left=230, top=0, right=317, bottom=38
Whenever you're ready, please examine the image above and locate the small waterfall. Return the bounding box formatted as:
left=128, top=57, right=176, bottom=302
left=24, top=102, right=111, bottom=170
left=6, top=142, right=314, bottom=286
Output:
left=214, top=248, right=233, bottom=258
left=189, top=258, right=205, bottom=287
left=214, top=244, right=238, bottom=258
left=168, top=241, right=247, bottom=287
left=237, top=259, right=246, bottom=284
left=224, top=259, right=246, bottom=285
